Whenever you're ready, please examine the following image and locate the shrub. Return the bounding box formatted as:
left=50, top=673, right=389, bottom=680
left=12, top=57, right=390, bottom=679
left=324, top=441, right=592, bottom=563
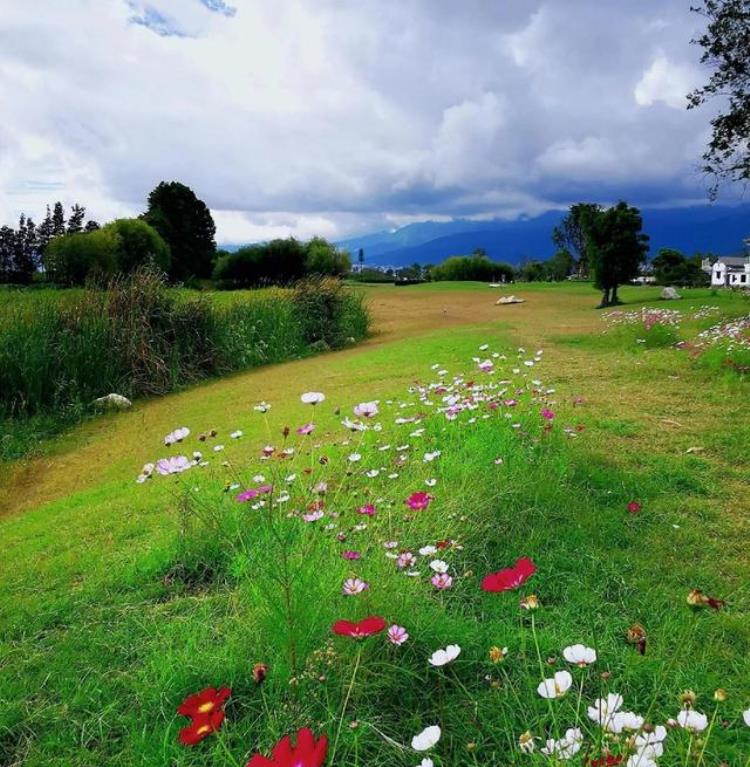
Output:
left=0, top=269, right=369, bottom=419
left=45, top=219, right=169, bottom=285
left=293, top=276, right=369, bottom=349
left=431, top=255, right=514, bottom=282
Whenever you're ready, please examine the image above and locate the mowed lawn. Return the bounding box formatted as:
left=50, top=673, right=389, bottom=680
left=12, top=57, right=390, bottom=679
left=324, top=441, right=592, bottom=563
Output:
left=1, top=282, right=749, bottom=766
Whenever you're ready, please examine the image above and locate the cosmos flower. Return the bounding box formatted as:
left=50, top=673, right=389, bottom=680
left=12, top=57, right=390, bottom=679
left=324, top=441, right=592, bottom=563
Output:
left=387, top=625, right=409, bottom=645
left=429, top=560, right=449, bottom=573
left=342, top=550, right=361, bottom=560
left=332, top=616, right=387, bottom=638
left=411, top=725, right=441, bottom=751
left=156, top=455, right=191, bottom=475
left=358, top=504, right=376, bottom=516
left=179, top=711, right=226, bottom=746
left=541, top=408, right=555, bottom=420
left=406, top=492, right=433, bottom=511
left=429, top=644, right=461, bottom=666
left=236, top=488, right=259, bottom=502
left=588, top=693, right=624, bottom=729
left=431, top=573, right=453, bottom=590
left=253, top=401, right=271, bottom=413
left=245, top=728, right=328, bottom=767
left=301, top=392, right=325, bottom=405
left=537, top=670, right=573, bottom=699
left=354, top=401, right=379, bottom=418
left=397, top=552, right=417, bottom=569
left=744, top=708, right=750, bottom=727
left=342, top=578, right=368, bottom=595
left=297, top=423, right=315, bottom=435
left=676, top=709, right=708, bottom=733
left=627, top=501, right=642, bottom=514
left=540, top=728, right=583, bottom=760
left=481, top=557, right=536, bottom=592
left=562, top=644, right=597, bottom=667
left=177, top=687, right=231, bottom=718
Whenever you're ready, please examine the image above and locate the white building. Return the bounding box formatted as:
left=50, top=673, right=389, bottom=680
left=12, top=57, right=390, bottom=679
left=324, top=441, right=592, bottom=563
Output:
left=702, top=243, right=750, bottom=288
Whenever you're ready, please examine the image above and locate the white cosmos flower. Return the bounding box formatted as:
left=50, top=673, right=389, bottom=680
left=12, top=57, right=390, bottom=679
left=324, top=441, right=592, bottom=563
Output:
left=301, top=391, right=325, bottom=405
left=537, top=670, right=573, bottom=699
left=411, top=725, right=441, bottom=751
left=587, top=693, right=623, bottom=728
left=609, top=711, right=644, bottom=733
left=540, top=728, right=583, bottom=759
left=348, top=453, right=362, bottom=462
left=563, top=644, right=597, bottom=666
left=429, top=559, right=449, bottom=573
left=417, top=759, right=434, bottom=767
left=253, top=401, right=271, bottom=412
left=429, top=644, right=461, bottom=667
left=230, top=430, right=243, bottom=439
left=744, top=708, right=750, bottom=726
left=419, top=545, right=438, bottom=556
left=676, top=709, right=708, bottom=732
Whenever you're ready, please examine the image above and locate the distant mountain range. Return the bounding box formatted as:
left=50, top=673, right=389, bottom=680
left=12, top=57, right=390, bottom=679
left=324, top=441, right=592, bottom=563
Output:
left=335, top=204, right=750, bottom=267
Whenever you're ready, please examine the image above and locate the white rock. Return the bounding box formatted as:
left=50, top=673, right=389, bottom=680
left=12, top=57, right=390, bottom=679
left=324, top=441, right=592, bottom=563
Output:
left=496, top=295, right=525, bottom=305
left=661, top=286, right=681, bottom=300
left=92, top=393, right=132, bottom=410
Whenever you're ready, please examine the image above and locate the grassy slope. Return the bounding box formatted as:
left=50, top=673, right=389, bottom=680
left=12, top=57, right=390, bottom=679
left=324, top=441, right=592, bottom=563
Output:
left=1, top=282, right=749, bottom=766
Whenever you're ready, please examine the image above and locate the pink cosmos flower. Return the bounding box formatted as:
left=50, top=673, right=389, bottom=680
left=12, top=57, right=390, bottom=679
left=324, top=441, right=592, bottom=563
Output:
left=342, top=577, right=368, bottom=596
left=297, top=423, right=315, bottom=435
left=302, top=510, right=324, bottom=522
left=342, top=550, right=361, bottom=560
left=354, top=401, right=379, bottom=418
left=431, top=573, right=454, bottom=590
left=406, top=491, right=434, bottom=511
left=357, top=504, right=376, bottom=517
left=396, top=552, right=416, bottom=569
left=236, top=488, right=259, bottom=502
left=481, top=557, right=536, bottom=592
left=156, top=456, right=191, bottom=475
left=387, top=625, right=409, bottom=645
left=541, top=408, right=555, bottom=420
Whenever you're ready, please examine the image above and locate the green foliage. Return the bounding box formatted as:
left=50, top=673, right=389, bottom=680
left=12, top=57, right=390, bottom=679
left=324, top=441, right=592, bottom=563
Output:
left=431, top=254, right=514, bottom=282
left=587, top=201, right=650, bottom=306
left=45, top=219, right=169, bottom=285
left=652, top=248, right=710, bottom=287
left=214, top=237, right=351, bottom=288
left=552, top=202, right=602, bottom=276
left=0, top=270, right=369, bottom=419
left=292, top=275, right=369, bottom=349
left=688, top=0, right=750, bottom=195
left=143, top=181, right=216, bottom=281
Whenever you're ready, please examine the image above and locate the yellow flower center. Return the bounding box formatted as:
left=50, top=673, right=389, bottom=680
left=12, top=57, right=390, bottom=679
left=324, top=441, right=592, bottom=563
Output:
left=197, top=702, right=214, bottom=714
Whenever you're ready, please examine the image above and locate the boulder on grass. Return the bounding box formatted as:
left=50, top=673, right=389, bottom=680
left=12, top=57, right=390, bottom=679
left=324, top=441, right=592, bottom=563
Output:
left=661, top=287, right=681, bottom=300
left=496, top=295, right=525, bottom=305
left=93, top=393, right=132, bottom=411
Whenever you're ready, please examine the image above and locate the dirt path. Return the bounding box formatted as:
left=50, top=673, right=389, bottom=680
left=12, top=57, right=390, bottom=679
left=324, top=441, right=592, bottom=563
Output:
left=0, top=285, right=603, bottom=517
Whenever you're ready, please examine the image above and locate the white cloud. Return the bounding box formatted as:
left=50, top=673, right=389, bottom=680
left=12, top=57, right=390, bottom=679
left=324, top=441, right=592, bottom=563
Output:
left=634, top=55, right=698, bottom=109
left=0, top=0, right=724, bottom=241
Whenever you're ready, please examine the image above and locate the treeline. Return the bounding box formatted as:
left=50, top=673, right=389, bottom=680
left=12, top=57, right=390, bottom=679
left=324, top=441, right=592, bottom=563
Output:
left=0, top=203, right=99, bottom=283
left=213, top=236, right=351, bottom=288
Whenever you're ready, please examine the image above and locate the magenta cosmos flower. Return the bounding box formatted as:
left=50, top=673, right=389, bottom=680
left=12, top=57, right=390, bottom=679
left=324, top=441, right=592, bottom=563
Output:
left=481, top=557, right=536, bottom=592
left=357, top=504, right=376, bottom=516
left=405, top=491, right=434, bottom=511
left=541, top=408, right=555, bottom=420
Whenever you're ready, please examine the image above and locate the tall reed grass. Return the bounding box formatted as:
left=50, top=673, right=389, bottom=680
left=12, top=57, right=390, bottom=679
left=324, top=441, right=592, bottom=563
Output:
left=0, top=270, right=369, bottom=420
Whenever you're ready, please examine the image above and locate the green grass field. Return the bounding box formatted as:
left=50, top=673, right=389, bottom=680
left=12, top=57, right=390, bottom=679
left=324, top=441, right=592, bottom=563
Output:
left=1, top=282, right=749, bottom=766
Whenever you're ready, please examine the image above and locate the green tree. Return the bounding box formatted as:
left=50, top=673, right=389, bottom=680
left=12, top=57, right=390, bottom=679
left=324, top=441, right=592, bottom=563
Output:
left=545, top=249, right=575, bottom=281
left=144, top=181, right=216, bottom=281
left=688, top=0, right=750, bottom=196
left=357, top=248, right=364, bottom=269
left=85, top=220, right=101, bottom=232
left=67, top=204, right=86, bottom=235
left=587, top=202, right=649, bottom=307
left=103, top=219, right=170, bottom=274
left=518, top=261, right=547, bottom=282
left=305, top=237, right=351, bottom=276
left=0, top=226, right=15, bottom=282
left=52, top=202, right=66, bottom=237
left=552, top=203, right=602, bottom=277
left=37, top=205, right=53, bottom=258
left=651, top=248, right=686, bottom=285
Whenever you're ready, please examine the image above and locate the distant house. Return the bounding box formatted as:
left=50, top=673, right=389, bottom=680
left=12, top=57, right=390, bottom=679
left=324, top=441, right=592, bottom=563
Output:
left=633, top=263, right=655, bottom=285
left=702, top=241, right=750, bottom=287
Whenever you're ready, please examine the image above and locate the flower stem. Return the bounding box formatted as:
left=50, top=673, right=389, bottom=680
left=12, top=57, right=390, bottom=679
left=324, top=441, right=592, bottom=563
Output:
left=331, top=645, right=363, bottom=765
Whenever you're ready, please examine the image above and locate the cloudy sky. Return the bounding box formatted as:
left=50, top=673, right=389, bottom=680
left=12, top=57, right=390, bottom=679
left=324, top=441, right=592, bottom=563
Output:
left=0, top=0, right=734, bottom=243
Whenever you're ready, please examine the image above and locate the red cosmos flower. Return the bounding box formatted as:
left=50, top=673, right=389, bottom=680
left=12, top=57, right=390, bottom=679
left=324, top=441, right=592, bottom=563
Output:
left=246, top=728, right=328, bottom=767
left=481, top=557, right=537, bottom=592
left=627, top=501, right=642, bottom=514
left=177, top=686, right=231, bottom=718
left=331, top=615, right=387, bottom=638
left=179, top=710, right=226, bottom=746
left=586, top=756, right=624, bottom=767
left=405, top=491, right=433, bottom=511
